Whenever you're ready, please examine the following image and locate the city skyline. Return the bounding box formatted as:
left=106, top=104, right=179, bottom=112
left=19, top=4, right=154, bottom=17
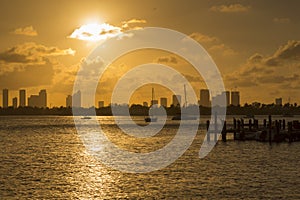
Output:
left=0, top=1, right=300, bottom=107
left=2, top=87, right=293, bottom=109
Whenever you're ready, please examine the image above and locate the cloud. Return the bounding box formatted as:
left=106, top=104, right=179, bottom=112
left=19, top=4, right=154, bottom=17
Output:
left=121, top=18, right=147, bottom=30
left=12, top=26, right=38, bottom=36
left=69, top=18, right=147, bottom=42
left=273, top=17, right=290, bottom=24
left=210, top=4, right=250, bottom=13
left=225, top=40, right=300, bottom=91
left=69, top=23, right=122, bottom=42
left=0, top=42, right=75, bottom=64
left=189, top=32, right=218, bottom=44
left=155, top=56, right=178, bottom=64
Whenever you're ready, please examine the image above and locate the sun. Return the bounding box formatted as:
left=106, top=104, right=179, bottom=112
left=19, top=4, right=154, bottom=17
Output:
left=69, top=23, right=122, bottom=42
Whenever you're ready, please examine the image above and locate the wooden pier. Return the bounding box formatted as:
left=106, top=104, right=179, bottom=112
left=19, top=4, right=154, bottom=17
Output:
left=206, top=115, right=300, bottom=143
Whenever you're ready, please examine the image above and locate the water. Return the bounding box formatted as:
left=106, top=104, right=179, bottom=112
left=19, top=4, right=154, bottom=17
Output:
left=0, top=116, right=300, bottom=199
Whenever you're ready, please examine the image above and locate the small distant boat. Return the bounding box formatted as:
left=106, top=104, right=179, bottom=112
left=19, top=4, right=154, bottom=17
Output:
left=282, top=113, right=294, bottom=117
left=145, top=87, right=158, bottom=123
left=171, top=115, right=197, bottom=121
left=144, top=117, right=158, bottom=122
left=81, top=116, right=92, bottom=119
left=172, top=85, right=197, bottom=121
left=244, top=114, right=255, bottom=119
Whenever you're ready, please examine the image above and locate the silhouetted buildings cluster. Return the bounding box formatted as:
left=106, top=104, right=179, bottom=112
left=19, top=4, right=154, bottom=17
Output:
left=2, top=89, right=47, bottom=108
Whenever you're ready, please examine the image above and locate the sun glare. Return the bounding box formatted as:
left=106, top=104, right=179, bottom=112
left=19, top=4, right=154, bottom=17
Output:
left=69, top=23, right=122, bottom=42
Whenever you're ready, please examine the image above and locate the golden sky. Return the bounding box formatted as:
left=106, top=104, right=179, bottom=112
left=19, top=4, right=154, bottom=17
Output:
left=0, top=0, right=300, bottom=107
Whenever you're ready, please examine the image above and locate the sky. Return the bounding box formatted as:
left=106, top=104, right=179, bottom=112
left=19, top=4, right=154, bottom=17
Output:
left=0, top=0, right=300, bottom=107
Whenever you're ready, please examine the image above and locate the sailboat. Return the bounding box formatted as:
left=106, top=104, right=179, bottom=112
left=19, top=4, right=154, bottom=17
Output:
left=145, top=88, right=158, bottom=122
left=172, top=85, right=197, bottom=121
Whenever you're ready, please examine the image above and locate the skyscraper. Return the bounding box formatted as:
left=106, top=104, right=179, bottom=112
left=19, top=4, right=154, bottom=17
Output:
left=160, top=97, right=167, bottom=107
left=73, top=90, right=81, bottom=108
left=28, top=90, right=47, bottom=108
left=66, top=95, right=72, bottom=107
left=222, top=91, right=230, bottom=107
left=172, top=95, right=181, bottom=107
left=98, top=101, right=104, bottom=108
left=12, top=97, right=18, bottom=108
left=39, top=90, right=47, bottom=108
left=200, top=89, right=210, bottom=107
left=231, top=91, right=240, bottom=106
left=275, top=98, right=282, bottom=106
left=19, top=89, right=26, bottom=107
left=2, top=89, right=8, bottom=108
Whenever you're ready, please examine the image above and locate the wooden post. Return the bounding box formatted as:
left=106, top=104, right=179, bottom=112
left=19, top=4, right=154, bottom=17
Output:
left=206, top=120, right=210, bottom=142
left=283, top=119, right=286, bottom=130
left=237, top=120, right=241, bottom=140
left=214, top=112, right=218, bottom=142
left=233, top=118, right=237, bottom=140
left=268, top=115, right=272, bottom=145
left=263, top=119, right=267, bottom=128
left=279, top=120, right=282, bottom=130
left=222, top=121, right=227, bottom=142
left=288, top=122, right=293, bottom=143
left=249, top=119, right=252, bottom=131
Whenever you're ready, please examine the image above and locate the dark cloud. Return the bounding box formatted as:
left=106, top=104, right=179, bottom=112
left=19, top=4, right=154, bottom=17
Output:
left=0, top=61, right=54, bottom=89
left=0, top=42, right=75, bottom=64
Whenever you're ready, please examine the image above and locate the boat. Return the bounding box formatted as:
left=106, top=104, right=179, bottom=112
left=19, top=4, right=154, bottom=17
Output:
left=172, top=85, right=197, bottom=121
left=145, top=88, right=158, bottom=122
left=81, top=116, right=92, bottom=119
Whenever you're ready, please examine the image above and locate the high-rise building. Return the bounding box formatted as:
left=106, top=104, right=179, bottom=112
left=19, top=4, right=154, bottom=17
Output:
left=223, top=91, right=230, bottom=107
left=72, top=90, right=81, bottom=108
left=231, top=91, right=240, bottom=106
left=39, top=90, right=47, bottom=108
left=151, top=100, right=158, bottom=106
left=98, top=101, right=104, bottom=108
left=160, top=97, right=167, bottom=107
left=12, top=97, right=18, bottom=108
left=28, top=89, right=47, bottom=108
left=19, top=89, right=26, bottom=107
left=2, top=89, right=8, bottom=108
left=275, top=98, right=282, bottom=106
left=172, top=95, right=181, bottom=107
left=66, top=95, right=72, bottom=107
left=200, top=89, right=210, bottom=107
left=143, top=102, right=148, bottom=107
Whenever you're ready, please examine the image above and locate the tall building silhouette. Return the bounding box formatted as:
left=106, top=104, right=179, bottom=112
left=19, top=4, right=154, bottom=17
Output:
left=12, top=97, right=18, bottom=108
left=66, top=95, right=72, bottom=107
left=39, top=90, right=47, bottom=108
left=19, top=89, right=26, bottom=107
left=172, top=95, right=181, bottom=107
left=72, top=90, right=81, bottom=108
left=231, top=91, right=240, bottom=106
left=98, top=101, right=104, bottom=108
left=222, top=91, right=230, bottom=107
left=143, top=102, right=148, bottom=107
left=275, top=98, right=282, bottom=106
left=160, top=97, right=167, bottom=107
left=28, top=89, right=47, bottom=108
left=2, top=89, right=8, bottom=108
left=200, top=89, right=210, bottom=107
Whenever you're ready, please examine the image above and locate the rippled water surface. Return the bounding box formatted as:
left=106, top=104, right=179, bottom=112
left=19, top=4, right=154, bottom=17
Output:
left=0, top=116, right=300, bottom=199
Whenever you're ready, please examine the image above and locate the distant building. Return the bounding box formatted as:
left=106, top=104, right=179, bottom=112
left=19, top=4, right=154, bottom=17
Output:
left=200, top=89, right=210, bottom=107
left=66, top=95, right=72, bottom=107
left=172, top=95, right=181, bottom=107
left=223, top=91, right=230, bottom=106
left=151, top=100, right=158, bottom=106
left=160, top=97, right=167, bottom=107
left=231, top=91, right=240, bottom=106
left=98, top=101, right=104, bottom=108
left=28, top=89, right=47, bottom=108
left=275, top=98, right=282, bottom=106
left=143, top=102, right=148, bottom=107
left=19, top=89, right=26, bottom=107
left=2, top=89, right=8, bottom=108
left=12, top=97, right=18, bottom=108
left=72, top=90, right=81, bottom=108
